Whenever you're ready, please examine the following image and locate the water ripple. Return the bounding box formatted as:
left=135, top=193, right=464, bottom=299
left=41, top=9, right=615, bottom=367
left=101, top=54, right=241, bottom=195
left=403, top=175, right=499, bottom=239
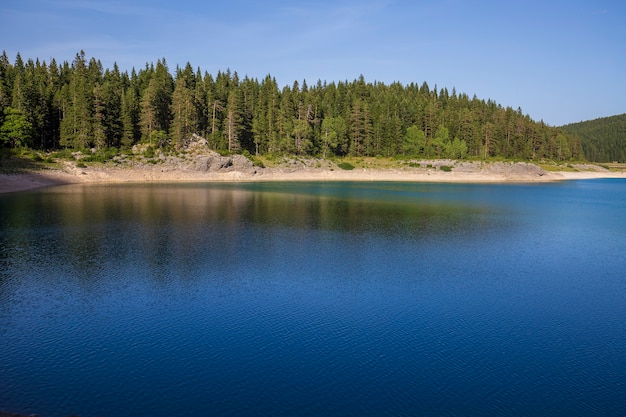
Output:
left=1, top=182, right=626, bottom=416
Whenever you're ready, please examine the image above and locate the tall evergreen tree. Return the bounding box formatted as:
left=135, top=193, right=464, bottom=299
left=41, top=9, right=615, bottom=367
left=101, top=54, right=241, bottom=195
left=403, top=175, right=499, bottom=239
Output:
left=170, top=63, right=198, bottom=148
left=140, top=59, right=173, bottom=143
left=92, top=82, right=107, bottom=149
left=348, top=98, right=373, bottom=156
left=99, top=65, right=123, bottom=148
left=0, top=51, right=13, bottom=127
left=140, top=74, right=157, bottom=142
left=60, top=51, right=93, bottom=149
left=120, top=87, right=137, bottom=147
left=226, top=80, right=243, bottom=153
left=194, top=67, right=207, bottom=137
left=251, top=75, right=278, bottom=155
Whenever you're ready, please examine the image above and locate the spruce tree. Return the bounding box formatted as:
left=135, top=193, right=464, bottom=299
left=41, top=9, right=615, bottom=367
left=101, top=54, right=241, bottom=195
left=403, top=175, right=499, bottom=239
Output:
left=92, top=82, right=107, bottom=149
left=121, top=83, right=139, bottom=148
left=348, top=98, right=373, bottom=156
left=59, top=51, right=93, bottom=149
left=140, top=76, right=157, bottom=142
left=226, top=87, right=242, bottom=153
left=100, top=65, right=123, bottom=148
left=170, top=73, right=197, bottom=148
left=0, top=51, right=12, bottom=124
left=194, top=67, right=207, bottom=138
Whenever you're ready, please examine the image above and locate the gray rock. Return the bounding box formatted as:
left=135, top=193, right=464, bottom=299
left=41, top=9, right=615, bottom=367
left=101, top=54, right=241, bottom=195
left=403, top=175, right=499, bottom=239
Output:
left=188, top=153, right=253, bottom=172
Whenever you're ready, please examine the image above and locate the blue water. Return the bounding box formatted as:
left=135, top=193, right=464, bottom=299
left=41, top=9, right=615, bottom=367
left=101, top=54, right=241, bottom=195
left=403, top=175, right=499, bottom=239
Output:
left=1, top=180, right=625, bottom=416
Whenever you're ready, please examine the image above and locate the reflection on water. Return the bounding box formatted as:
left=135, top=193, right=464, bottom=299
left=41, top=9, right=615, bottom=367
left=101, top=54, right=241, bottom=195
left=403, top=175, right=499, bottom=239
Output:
left=0, top=183, right=505, bottom=284
left=1, top=181, right=625, bottom=417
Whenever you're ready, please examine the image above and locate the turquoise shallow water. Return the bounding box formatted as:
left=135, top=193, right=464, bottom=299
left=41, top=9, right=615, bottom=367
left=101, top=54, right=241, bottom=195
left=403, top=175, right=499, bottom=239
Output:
left=1, top=180, right=625, bottom=416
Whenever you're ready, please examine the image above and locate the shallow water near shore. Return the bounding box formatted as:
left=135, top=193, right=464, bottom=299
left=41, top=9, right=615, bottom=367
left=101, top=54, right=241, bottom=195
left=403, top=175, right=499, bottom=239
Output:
left=1, top=180, right=625, bottom=416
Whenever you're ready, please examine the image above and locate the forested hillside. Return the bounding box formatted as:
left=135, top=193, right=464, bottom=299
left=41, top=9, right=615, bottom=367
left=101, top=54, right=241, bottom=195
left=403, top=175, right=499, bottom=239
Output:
left=0, top=50, right=583, bottom=161
left=561, top=114, right=626, bottom=162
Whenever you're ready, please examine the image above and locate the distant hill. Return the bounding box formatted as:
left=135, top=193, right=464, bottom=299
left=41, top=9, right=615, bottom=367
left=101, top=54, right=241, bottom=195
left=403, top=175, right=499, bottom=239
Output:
left=561, top=114, right=626, bottom=162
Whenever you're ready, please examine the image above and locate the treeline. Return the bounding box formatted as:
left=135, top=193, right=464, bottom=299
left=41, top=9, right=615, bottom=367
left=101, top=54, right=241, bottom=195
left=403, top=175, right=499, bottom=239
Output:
left=560, top=114, right=626, bottom=162
left=0, top=50, right=583, bottom=161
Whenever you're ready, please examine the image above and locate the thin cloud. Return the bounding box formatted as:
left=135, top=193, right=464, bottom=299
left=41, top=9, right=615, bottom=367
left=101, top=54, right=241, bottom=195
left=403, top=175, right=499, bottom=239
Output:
left=43, top=0, right=163, bottom=17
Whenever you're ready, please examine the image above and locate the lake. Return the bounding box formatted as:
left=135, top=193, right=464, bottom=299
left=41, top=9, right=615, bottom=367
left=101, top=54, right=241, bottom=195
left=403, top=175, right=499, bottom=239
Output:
left=1, top=180, right=625, bottom=416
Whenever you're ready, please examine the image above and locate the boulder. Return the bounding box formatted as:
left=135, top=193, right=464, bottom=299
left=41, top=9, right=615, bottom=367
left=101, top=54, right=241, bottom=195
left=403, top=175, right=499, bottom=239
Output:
left=188, top=153, right=253, bottom=173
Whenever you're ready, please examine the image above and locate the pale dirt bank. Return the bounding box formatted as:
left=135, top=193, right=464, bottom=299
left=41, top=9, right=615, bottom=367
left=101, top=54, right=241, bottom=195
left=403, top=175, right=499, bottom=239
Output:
left=1, top=159, right=624, bottom=195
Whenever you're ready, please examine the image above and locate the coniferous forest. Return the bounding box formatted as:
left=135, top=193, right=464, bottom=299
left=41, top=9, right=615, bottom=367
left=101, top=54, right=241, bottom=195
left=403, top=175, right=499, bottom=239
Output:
left=0, top=50, right=585, bottom=161
left=561, top=114, right=626, bottom=163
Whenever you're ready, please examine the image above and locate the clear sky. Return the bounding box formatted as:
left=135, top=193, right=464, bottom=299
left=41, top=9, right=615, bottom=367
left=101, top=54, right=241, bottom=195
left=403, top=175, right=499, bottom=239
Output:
left=1, top=0, right=624, bottom=126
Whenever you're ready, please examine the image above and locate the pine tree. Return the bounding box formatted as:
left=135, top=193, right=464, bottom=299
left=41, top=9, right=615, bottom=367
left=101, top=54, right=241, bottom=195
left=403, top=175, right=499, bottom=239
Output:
left=118, top=70, right=140, bottom=147
left=120, top=87, right=136, bottom=147
left=170, top=64, right=198, bottom=148
left=60, top=51, right=93, bottom=149
left=92, top=82, right=107, bottom=149
left=140, top=77, right=157, bottom=142
left=19, top=59, right=45, bottom=148
left=348, top=98, right=372, bottom=156
left=10, top=71, right=26, bottom=113
left=276, top=84, right=296, bottom=154
left=194, top=67, right=207, bottom=137
left=100, top=65, right=123, bottom=148
left=140, top=59, right=173, bottom=143
left=0, top=51, right=11, bottom=116
left=482, top=122, right=496, bottom=159
left=292, top=83, right=315, bottom=155
left=203, top=72, right=223, bottom=149
left=226, top=87, right=242, bottom=153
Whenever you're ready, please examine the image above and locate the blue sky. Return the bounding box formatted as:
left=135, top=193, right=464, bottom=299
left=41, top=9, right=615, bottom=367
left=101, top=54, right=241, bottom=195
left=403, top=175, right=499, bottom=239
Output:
left=1, top=0, right=624, bottom=126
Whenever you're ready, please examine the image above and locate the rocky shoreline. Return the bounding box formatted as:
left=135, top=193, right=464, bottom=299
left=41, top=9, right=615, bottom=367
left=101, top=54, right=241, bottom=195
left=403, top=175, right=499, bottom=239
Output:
left=1, top=146, right=624, bottom=194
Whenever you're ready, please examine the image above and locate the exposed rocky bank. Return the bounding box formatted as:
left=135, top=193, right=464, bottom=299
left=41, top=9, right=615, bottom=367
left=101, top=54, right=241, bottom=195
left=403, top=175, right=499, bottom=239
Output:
left=1, top=141, right=624, bottom=194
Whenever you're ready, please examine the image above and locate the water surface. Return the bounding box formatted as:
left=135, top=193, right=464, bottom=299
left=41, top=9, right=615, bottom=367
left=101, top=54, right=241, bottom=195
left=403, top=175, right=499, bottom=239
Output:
left=1, top=180, right=625, bottom=416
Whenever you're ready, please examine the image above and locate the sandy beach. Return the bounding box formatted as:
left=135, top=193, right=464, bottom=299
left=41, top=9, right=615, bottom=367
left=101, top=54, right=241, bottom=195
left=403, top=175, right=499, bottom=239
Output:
left=1, top=158, right=624, bottom=195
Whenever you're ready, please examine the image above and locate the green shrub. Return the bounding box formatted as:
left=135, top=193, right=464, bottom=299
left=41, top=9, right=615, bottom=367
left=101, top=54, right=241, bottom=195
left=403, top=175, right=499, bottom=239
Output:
left=76, top=161, right=86, bottom=168
left=143, top=146, right=155, bottom=158
left=49, top=149, right=74, bottom=159
left=337, top=162, right=355, bottom=170
left=440, top=165, right=452, bottom=172
left=104, top=148, right=119, bottom=159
